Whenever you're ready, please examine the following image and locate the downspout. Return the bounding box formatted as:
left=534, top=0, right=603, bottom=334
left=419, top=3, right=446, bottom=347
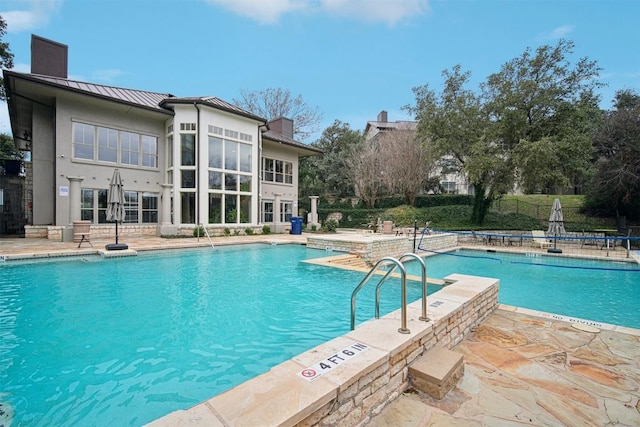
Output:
left=258, top=122, right=269, bottom=227
left=194, top=102, right=201, bottom=231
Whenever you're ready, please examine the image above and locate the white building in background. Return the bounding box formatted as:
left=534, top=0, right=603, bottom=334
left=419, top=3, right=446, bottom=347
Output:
left=2, top=35, right=321, bottom=238
left=364, top=110, right=473, bottom=195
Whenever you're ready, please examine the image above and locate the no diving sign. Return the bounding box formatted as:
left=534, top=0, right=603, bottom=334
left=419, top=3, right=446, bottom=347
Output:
left=298, top=342, right=368, bottom=382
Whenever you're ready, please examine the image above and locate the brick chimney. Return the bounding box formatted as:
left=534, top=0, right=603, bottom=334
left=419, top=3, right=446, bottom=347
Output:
left=377, top=110, right=388, bottom=123
left=31, top=34, right=68, bottom=78
left=268, top=117, right=294, bottom=139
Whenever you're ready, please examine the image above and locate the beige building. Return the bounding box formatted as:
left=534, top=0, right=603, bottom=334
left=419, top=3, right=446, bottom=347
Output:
left=3, top=35, right=321, bottom=238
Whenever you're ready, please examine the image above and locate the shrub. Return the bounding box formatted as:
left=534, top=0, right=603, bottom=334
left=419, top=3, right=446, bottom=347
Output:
left=262, top=225, right=271, bottom=235
left=324, top=219, right=339, bottom=232
left=223, top=227, right=231, bottom=236
left=311, top=224, right=317, bottom=232
left=245, top=227, right=254, bottom=235
left=193, top=225, right=206, bottom=237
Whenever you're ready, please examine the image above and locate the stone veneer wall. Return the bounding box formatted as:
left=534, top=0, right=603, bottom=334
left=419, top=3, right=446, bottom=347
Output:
left=307, top=233, right=458, bottom=265
left=25, top=225, right=157, bottom=239
left=300, top=276, right=499, bottom=426
left=25, top=225, right=265, bottom=239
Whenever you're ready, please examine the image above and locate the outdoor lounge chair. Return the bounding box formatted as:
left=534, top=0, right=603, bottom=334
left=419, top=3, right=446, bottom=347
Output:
left=531, top=230, right=552, bottom=249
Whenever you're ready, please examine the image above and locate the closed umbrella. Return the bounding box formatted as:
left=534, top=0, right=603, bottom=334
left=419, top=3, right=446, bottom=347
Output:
left=547, top=198, right=565, bottom=253
left=105, top=169, right=129, bottom=250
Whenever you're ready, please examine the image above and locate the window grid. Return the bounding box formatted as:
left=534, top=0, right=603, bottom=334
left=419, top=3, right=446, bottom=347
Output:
left=72, top=122, right=158, bottom=168
left=81, top=188, right=157, bottom=224
left=262, top=157, right=292, bottom=184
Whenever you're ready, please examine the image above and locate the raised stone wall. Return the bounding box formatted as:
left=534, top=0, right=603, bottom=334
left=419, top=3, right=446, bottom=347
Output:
left=300, top=275, right=499, bottom=426
left=306, top=232, right=458, bottom=265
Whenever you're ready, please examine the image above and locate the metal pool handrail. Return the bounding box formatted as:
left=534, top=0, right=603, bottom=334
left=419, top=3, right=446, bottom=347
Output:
left=374, top=253, right=429, bottom=323
left=351, top=256, right=410, bottom=334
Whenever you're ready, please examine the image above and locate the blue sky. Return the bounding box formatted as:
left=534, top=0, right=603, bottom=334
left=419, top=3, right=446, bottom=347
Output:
left=1, top=0, right=639, bottom=142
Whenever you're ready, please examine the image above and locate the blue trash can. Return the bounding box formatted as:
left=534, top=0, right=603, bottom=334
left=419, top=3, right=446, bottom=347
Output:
left=290, top=217, right=303, bottom=235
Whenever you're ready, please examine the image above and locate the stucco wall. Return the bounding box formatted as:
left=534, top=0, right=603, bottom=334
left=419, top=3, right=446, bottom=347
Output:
left=52, top=94, right=168, bottom=226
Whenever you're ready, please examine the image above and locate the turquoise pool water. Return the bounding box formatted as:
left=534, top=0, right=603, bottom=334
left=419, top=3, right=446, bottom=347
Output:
left=407, top=249, right=640, bottom=329
left=1, top=244, right=638, bottom=426
left=0, top=245, right=428, bottom=426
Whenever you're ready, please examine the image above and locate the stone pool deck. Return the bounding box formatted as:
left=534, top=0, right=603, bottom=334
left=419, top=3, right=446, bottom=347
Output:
left=369, top=306, right=640, bottom=426
left=1, top=233, right=638, bottom=426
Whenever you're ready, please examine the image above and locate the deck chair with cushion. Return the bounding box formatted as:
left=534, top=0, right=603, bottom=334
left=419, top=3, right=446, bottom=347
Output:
left=531, top=230, right=552, bottom=249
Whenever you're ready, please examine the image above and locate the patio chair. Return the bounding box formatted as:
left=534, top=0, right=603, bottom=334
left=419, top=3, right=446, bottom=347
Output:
left=531, top=230, right=552, bottom=249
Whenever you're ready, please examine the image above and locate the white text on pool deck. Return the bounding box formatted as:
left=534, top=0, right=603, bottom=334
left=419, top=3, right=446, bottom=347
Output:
left=298, top=342, right=368, bottom=382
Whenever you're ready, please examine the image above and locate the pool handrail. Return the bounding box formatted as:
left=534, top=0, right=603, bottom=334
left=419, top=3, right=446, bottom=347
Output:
left=351, top=256, right=410, bottom=334
left=374, top=253, right=429, bottom=322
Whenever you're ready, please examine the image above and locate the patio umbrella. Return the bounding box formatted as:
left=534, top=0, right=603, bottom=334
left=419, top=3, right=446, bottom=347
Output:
left=547, top=198, right=565, bottom=253
left=105, top=169, right=129, bottom=250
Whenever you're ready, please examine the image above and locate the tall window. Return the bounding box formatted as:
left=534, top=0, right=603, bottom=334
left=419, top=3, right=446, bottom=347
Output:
left=261, top=200, right=274, bottom=223
left=73, top=123, right=95, bottom=160
left=206, top=127, right=252, bottom=225
left=97, top=127, right=118, bottom=163
left=124, top=191, right=139, bottom=223
left=280, top=201, right=293, bottom=222
left=121, top=132, right=139, bottom=165
left=180, top=134, right=195, bottom=166
left=142, top=193, right=158, bottom=223
left=141, top=135, right=157, bottom=167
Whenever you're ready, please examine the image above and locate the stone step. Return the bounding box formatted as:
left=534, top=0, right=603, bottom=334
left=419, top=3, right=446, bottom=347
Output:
left=408, top=346, right=464, bottom=399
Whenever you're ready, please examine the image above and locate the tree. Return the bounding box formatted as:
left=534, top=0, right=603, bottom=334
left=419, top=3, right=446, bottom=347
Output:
left=408, top=65, right=500, bottom=224
left=0, top=133, right=21, bottom=160
left=408, top=40, right=602, bottom=225
left=484, top=39, right=602, bottom=195
left=0, top=15, right=15, bottom=100
left=301, top=120, right=362, bottom=199
left=233, top=88, right=322, bottom=141
left=345, top=137, right=385, bottom=208
left=376, top=123, right=436, bottom=206
left=586, top=90, right=640, bottom=220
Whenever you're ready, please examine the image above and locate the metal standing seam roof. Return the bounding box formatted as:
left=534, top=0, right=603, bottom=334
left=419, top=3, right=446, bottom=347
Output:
left=160, top=96, right=266, bottom=123
left=4, top=70, right=323, bottom=155
left=262, top=129, right=323, bottom=154
left=4, top=71, right=173, bottom=114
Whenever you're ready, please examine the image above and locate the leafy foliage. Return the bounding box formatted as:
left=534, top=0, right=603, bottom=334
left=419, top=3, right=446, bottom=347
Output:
left=407, top=40, right=602, bottom=225
left=0, top=16, right=14, bottom=100
left=0, top=133, right=23, bottom=160
left=300, top=120, right=362, bottom=199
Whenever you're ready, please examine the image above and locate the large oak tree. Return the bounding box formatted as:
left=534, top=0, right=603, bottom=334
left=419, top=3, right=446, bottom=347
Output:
left=408, top=40, right=602, bottom=224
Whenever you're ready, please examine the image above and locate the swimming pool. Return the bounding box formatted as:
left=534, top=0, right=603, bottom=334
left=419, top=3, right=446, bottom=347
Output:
left=1, top=244, right=638, bottom=426
left=0, top=244, right=430, bottom=426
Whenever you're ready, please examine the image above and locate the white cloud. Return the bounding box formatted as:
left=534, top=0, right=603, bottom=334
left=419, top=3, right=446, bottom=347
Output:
left=1, top=0, right=62, bottom=32
left=202, top=0, right=429, bottom=25
left=538, top=24, right=574, bottom=40
left=203, top=0, right=308, bottom=24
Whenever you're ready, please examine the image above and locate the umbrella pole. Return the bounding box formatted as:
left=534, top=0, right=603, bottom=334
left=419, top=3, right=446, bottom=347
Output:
left=115, top=221, right=119, bottom=244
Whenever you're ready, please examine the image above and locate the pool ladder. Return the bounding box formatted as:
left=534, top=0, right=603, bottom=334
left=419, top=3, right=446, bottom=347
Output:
left=351, top=253, right=429, bottom=334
